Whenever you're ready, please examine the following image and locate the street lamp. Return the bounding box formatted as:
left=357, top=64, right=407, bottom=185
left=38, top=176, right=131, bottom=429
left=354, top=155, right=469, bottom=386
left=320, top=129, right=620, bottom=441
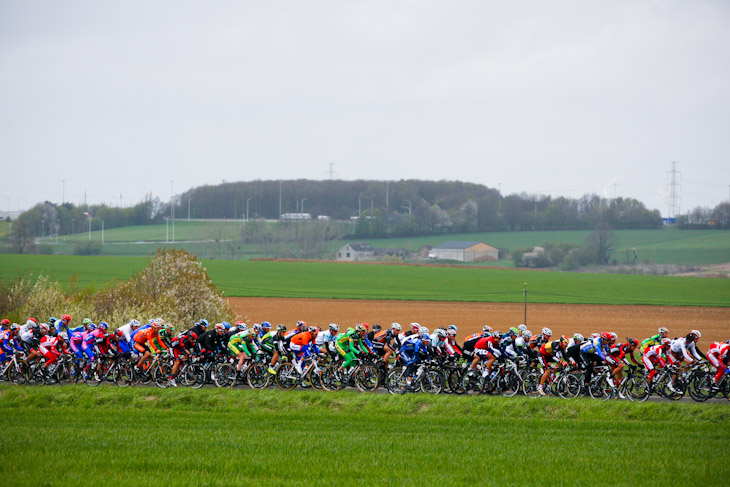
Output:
left=246, top=197, right=253, bottom=220
left=402, top=199, right=412, bottom=215
left=300, top=198, right=308, bottom=214
left=165, top=217, right=169, bottom=243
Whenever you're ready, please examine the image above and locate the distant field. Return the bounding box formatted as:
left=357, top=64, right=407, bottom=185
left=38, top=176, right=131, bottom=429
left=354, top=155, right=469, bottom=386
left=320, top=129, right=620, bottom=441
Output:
left=1, top=386, right=727, bottom=487
left=0, top=221, right=10, bottom=239
left=2, top=255, right=728, bottom=306
left=34, top=225, right=730, bottom=266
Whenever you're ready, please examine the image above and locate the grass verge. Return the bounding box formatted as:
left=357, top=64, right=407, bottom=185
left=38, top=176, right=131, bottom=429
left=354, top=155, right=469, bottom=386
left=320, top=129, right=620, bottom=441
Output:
left=0, top=385, right=728, bottom=486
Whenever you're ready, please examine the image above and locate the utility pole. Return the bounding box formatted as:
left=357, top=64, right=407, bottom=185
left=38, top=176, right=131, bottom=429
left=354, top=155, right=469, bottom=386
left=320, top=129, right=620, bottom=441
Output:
left=523, top=283, right=527, bottom=325
left=498, top=183, right=502, bottom=213
left=246, top=197, right=253, bottom=220
left=279, top=181, right=282, bottom=219
left=385, top=181, right=389, bottom=217
left=101, top=220, right=104, bottom=244
left=328, top=163, right=336, bottom=180
left=667, top=161, right=681, bottom=218
left=62, top=180, right=65, bottom=204
left=402, top=199, right=411, bottom=215
left=188, top=199, right=191, bottom=221
left=170, top=180, right=175, bottom=243
left=301, top=198, right=308, bottom=214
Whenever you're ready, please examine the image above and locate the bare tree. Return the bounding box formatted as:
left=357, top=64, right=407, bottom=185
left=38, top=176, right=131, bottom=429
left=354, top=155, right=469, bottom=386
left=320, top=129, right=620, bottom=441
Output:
left=586, top=226, right=618, bottom=265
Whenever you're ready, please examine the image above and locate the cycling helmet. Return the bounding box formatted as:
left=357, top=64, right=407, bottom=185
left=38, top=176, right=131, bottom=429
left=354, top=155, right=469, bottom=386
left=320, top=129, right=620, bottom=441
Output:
left=222, top=321, right=231, bottom=330
left=691, top=329, right=701, bottom=339
left=447, top=329, right=457, bottom=337
left=297, top=320, right=307, bottom=328
left=0, top=319, right=9, bottom=326
left=492, top=331, right=502, bottom=339
left=590, top=333, right=600, bottom=339
left=198, top=319, right=209, bottom=328
left=483, top=325, right=493, bottom=333
left=62, top=314, right=72, bottom=322
left=150, top=322, right=160, bottom=330
left=360, top=323, right=369, bottom=331
left=420, top=333, right=431, bottom=341
left=517, top=324, right=527, bottom=332
left=373, top=324, right=382, bottom=332
left=522, top=330, right=532, bottom=339
left=253, top=323, right=262, bottom=333
left=355, top=324, right=367, bottom=333
left=261, top=321, right=271, bottom=329
left=436, top=329, right=447, bottom=338
left=609, top=332, right=618, bottom=341
left=559, top=335, right=568, bottom=344
left=98, top=322, right=108, bottom=330
left=87, top=323, right=97, bottom=331
left=658, top=327, right=668, bottom=335
left=661, top=338, right=671, bottom=346
left=215, top=323, right=225, bottom=332
left=10, top=323, right=20, bottom=332
left=48, top=317, right=57, bottom=325
left=28, top=317, right=38, bottom=325
left=687, top=332, right=698, bottom=341
left=542, top=328, right=552, bottom=337
left=600, top=332, right=611, bottom=341
left=420, top=327, right=429, bottom=335
left=391, top=323, right=402, bottom=331
left=159, top=328, right=169, bottom=339
left=83, top=318, right=92, bottom=326
left=329, top=323, right=339, bottom=333
left=410, top=323, right=421, bottom=332
left=58, top=332, right=68, bottom=340
left=277, top=324, right=286, bottom=332
left=129, top=319, right=141, bottom=328
left=448, top=324, right=458, bottom=331
left=627, top=338, right=638, bottom=347
left=40, top=323, right=51, bottom=332
left=573, top=333, right=584, bottom=343
left=509, top=326, right=519, bottom=335
left=308, top=326, right=318, bottom=334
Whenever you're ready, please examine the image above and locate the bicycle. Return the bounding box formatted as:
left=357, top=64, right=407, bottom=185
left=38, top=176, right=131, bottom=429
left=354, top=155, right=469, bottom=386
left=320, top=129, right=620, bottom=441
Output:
left=3, top=351, right=30, bottom=385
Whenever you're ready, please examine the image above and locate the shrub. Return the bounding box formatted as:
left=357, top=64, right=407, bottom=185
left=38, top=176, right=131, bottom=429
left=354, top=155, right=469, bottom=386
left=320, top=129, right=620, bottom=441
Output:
left=73, top=241, right=102, bottom=255
left=37, top=244, right=54, bottom=255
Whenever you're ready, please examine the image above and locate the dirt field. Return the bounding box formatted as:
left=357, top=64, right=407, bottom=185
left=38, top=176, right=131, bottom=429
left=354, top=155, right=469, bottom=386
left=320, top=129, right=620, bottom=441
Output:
left=229, top=297, right=730, bottom=344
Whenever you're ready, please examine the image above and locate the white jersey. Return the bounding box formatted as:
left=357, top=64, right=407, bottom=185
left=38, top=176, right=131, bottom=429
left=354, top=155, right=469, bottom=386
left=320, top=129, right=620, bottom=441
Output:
left=19, top=326, right=34, bottom=344
left=117, top=323, right=136, bottom=342
left=315, top=330, right=337, bottom=347
left=670, top=337, right=701, bottom=362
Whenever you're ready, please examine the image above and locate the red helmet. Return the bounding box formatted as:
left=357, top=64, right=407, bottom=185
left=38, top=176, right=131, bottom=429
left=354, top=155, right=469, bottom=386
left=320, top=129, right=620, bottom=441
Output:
left=297, top=320, right=307, bottom=328
left=361, top=323, right=369, bottom=331
left=62, top=314, right=72, bottom=322
left=0, top=319, right=9, bottom=326
left=28, top=317, right=38, bottom=324
left=600, top=332, right=611, bottom=341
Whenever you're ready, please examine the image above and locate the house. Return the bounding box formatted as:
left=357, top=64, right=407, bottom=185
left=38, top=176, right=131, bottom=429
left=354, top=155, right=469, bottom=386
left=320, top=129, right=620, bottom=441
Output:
left=429, top=241, right=499, bottom=262
left=336, top=242, right=375, bottom=261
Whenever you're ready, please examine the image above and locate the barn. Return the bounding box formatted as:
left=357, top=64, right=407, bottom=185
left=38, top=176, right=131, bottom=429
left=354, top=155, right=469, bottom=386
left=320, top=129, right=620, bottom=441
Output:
left=429, top=241, right=499, bottom=262
left=336, top=242, right=375, bottom=261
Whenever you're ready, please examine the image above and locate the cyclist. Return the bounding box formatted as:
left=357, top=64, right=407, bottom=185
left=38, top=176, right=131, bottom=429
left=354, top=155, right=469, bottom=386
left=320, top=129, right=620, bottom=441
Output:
left=335, top=324, right=370, bottom=376
left=169, top=330, right=196, bottom=381
left=640, top=327, right=669, bottom=353
left=580, top=331, right=613, bottom=394
left=642, top=338, right=670, bottom=386
left=260, top=324, right=287, bottom=375
left=444, top=328, right=463, bottom=359
left=38, top=331, right=70, bottom=377
left=290, top=326, right=320, bottom=374
left=315, top=323, right=340, bottom=360
left=538, top=335, right=568, bottom=395
left=134, top=321, right=168, bottom=370
left=196, top=323, right=226, bottom=358
left=608, top=338, right=641, bottom=387
left=53, top=314, right=76, bottom=337
left=470, top=332, right=502, bottom=378
left=563, top=333, right=584, bottom=367
left=0, top=325, right=21, bottom=365
left=399, top=332, right=431, bottom=385
left=228, top=327, right=258, bottom=372
left=429, top=328, right=448, bottom=362
left=707, top=340, right=730, bottom=390
left=115, top=319, right=141, bottom=357
left=462, top=328, right=489, bottom=363
left=667, top=330, right=705, bottom=392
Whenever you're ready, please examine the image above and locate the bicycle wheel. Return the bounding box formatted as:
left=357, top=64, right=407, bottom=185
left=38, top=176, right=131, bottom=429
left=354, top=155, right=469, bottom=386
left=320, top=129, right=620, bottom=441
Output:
left=385, top=367, right=407, bottom=395
left=154, top=362, right=174, bottom=388
left=588, top=375, right=609, bottom=400
left=276, top=363, right=299, bottom=390
left=688, top=372, right=712, bottom=402
left=354, top=365, right=380, bottom=393
left=420, top=370, right=444, bottom=394
left=212, top=363, right=235, bottom=388
left=657, top=373, right=684, bottom=400
left=561, top=373, right=582, bottom=399
left=501, top=370, right=522, bottom=398
left=447, top=368, right=465, bottom=395
left=184, top=363, right=206, bottom=389
left=115, top=362, right=134, bottom=387
left=461, top=371, right=483, bottom=396
left=8, top=362, right=29, bottom=386
left=624, top=376, right=650, bottom=402
left=522, top=370, right=540, bottom=396
left=247, top=363, right=271, bottom=389
left=83, top=363, right=101, bottom=386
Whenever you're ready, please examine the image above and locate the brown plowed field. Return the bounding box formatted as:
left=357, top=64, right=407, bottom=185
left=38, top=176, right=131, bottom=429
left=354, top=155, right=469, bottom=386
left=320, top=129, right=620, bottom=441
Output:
left=229, top=298, right=730, bottom=344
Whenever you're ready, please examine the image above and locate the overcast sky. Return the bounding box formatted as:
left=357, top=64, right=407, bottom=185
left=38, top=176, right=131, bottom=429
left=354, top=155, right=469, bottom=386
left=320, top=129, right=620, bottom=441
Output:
left=1, top=1, right=729, bottom=217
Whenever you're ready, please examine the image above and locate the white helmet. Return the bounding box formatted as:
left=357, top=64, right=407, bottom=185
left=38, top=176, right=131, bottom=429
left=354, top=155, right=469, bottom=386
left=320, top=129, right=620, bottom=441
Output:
left=129, top=319, right=141, bottom=328
left=517, top=324, right=527, bottom=332
left=329, top=323, right=339, bottom=333
left=58, top=331, right=68, bottom=340
left=542, top=328, right=552, bottom=336
left=573, top=333, right=584, bottom=343
left=391, top=323, right=402, bottom=331
left=483, top=325, right=493, bottom=333
left=435, top=329, right=447, bottom=338
left=590, top=332, right=600, bottom=339
left=420, top=327, right=429, bottom=335
left=691, top=329, right=701, bottom=338
left=522, top=330, right=532, bottom=339
left=410, top=323, right=420, bottom=332
left=658, top=327, right=668, bottom=334
left=447, top=329, right=457, bottom=337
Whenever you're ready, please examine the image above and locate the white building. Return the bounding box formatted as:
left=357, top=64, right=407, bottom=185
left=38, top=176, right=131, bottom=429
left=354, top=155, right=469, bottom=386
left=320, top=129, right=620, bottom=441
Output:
left=429, top=241, right=499, bottom=262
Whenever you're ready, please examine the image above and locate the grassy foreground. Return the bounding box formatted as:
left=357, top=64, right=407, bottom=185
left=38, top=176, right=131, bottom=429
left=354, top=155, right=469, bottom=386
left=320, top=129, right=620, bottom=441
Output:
left=0, top=386, right=728, bottom=486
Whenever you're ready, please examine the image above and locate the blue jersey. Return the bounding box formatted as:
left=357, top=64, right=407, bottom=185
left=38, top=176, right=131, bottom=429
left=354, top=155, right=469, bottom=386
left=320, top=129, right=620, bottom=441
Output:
left=580, top=337, right=607, bottom=361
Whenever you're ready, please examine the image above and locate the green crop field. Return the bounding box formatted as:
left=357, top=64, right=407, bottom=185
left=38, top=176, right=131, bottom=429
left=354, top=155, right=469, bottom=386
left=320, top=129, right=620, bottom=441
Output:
left=0, top=386, right=727, bottom=487
left=0, top=221, right=10, bottom=239
left=34, top=225, right=730, bottom=266
left=1, top=255, right=729, bottom=306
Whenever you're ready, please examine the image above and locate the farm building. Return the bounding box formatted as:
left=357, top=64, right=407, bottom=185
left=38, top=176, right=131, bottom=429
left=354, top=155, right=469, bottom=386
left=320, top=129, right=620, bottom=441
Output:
left=336, top=242, right=375, bottom=261
left=429, top=241, right=499, bottom=262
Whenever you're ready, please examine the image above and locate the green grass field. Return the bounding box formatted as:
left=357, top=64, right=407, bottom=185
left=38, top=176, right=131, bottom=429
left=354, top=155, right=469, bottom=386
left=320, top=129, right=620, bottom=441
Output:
left=0, top=386, right=727, bottom=486
left=33, top=224, right=730, bottom=266
left=0, top=221, right=10, bottom=239
left=1, top=255, right=729, bottom=306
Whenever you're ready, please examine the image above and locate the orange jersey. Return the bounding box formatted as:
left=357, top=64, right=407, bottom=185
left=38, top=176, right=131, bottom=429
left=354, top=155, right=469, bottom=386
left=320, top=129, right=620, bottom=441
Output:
left=133, top=328, right=166, bottom=352
left=291, top=331, right=315, bottom=346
